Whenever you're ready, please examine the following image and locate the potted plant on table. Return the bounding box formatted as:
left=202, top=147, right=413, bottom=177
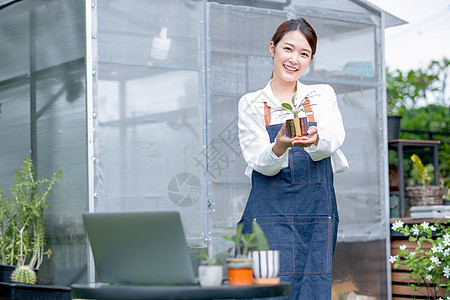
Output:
left=390, top=219, right=450, bottom=299
left=406, top=154, right=445, bottom=206
left=277, top=92, right=316, bottom=138
left=223, top=220, right=278, bottom=285
left=196, top=248, right=227, bottom=287
left=0, top=156, right=62, bottom=285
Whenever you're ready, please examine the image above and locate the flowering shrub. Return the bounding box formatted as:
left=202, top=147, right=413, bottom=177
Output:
left=390, top=219, right=450, bottom=299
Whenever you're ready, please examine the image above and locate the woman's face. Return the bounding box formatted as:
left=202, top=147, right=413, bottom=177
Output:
left=269, top=30, right=312, bottom=84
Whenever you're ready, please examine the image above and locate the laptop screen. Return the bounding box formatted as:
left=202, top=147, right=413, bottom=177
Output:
left=83, top=210, right=196, bottom=285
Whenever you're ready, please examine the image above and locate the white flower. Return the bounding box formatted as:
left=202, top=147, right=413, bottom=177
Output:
left=437, top=298, right=444, bottom=300
left=421, top=221, right=429, bottom=230
left=427, top=265, right=434, bottom=271
left=399, top=244, right=407, bottom=250
left=444, top=249, right=450, bottom=257
left=444, top=234, right=450, bottom=247
left=426, top=274, right=432, bottom=281
left=389, top=255, right=397, bottom=264
left=430, top=225, right=437, bottom=231
left=409, top=252, right=416, bottom=256
left=431, top=256, right=441, bottom=266
left=391, top=220, right=404, bottom=231
left=412, top=227, right=420, bottom=236
left=432, top=244, right=443, bottom=253
left=444, top=266, right=450, bottom=278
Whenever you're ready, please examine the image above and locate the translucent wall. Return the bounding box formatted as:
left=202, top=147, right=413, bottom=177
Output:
left=0, top=0, right=87, bottom=286
left=91, top=1, right=388, bottom=297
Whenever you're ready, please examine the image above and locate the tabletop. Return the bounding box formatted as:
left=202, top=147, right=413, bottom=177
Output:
left=71, top=282, right=291, bottom=300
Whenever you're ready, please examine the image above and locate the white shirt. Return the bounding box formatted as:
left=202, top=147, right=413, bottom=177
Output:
left=238, top=80, right=349, bottom=177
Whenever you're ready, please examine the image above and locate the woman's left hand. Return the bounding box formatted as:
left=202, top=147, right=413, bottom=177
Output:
left=291, top=126, right=319, bottom=148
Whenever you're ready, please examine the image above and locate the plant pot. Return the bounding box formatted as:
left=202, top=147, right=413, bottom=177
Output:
left=286, top=117, right=308, bottom=138
left=387, top=115, right=402, bottom=141
left=0, top=282, right=71, bottom=300
left=0, top=264, right=16, bottom=284
left=226, top=258, right=253, bottom=286
left=406, top=185, right=445, bottom=206
left=251, top=250, right=280, bottom=285
left=198, top=265, right=223, bottom=287
left=0, top=265, right=39, bottom=284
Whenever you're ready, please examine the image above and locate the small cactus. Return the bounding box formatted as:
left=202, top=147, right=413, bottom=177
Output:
left=11, top=266, right=37, bottom=285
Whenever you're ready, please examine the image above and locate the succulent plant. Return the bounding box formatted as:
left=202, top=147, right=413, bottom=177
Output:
left=10, top=265, right=37, bottom=285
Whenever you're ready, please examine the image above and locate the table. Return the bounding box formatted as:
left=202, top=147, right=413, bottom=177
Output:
left=71, top=282, right=291, bottom=300
left=388, top=139, right=440, bottom=217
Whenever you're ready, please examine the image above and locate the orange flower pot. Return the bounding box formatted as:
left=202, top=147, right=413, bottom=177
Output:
left=226, top=258, right=253, bottom=286
left=227, top=268, right=253, bottom=286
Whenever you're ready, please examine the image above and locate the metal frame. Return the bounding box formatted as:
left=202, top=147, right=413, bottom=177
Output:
left=85, top=0, right=96, bottom=283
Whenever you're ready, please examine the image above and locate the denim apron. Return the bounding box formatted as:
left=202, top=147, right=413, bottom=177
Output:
left=239, top=122, right=339, bottom=300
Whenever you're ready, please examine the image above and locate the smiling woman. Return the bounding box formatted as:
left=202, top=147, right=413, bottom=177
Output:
left=237, top=18, right=348, bottom=299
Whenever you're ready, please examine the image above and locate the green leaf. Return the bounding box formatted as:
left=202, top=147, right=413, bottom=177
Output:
left=251, top=221, right=269, bottom=251
left=281, top=103, right=293, bottom=111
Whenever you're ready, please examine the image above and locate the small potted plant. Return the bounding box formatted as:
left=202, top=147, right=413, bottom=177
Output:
left=390, top=219, right=449, bottom=299
left=277, top=92, right=316, bottom=138
left=406, top=154, right=445, bottom=206
left=250, top=221, right=279, bottom=285
left=223, top=220, right=275, bottom=285
left=0, top=156, right=62, bottom=284
left=196, top=248, right=226, bottom=287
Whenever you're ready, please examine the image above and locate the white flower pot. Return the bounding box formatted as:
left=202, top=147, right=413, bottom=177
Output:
left=251, top=250, right=280, bottom=285
left=198, top=265, right=223, bottom=287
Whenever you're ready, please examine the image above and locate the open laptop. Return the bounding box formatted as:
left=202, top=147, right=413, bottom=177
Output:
left=83, top=210, right=196, bottom=285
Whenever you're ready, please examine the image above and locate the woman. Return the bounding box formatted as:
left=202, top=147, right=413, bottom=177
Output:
left=238, top=18, right=348, bottom=299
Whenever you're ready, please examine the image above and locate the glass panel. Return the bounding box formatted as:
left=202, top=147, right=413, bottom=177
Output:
left=35, top=61, right=88, bottom=286
left=0, top=3, right=29, bottom=81
left=95, top=0, right=205, bottom=245
left=34, top=1, right=85, bottom=71
left=0, top=80, right=31, bottom=195
left=0, top=0, right=87, bottom=286
left=207, top=3, right=287, bottom=249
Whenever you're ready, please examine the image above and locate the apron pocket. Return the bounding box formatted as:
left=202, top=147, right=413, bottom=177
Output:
left=251, top=215, right=331, bottom=276
left=289, top=149, right=321, bottom=185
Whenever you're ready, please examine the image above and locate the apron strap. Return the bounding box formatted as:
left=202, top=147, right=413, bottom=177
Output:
left=264, top=102, right=271, bottom=127
left=303, top=97, right=316, bottom=122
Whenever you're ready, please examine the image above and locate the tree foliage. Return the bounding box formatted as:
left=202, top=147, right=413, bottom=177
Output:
left=387, top=57, right=449, bottom=115
left=386, top=58, right=449, bottom=188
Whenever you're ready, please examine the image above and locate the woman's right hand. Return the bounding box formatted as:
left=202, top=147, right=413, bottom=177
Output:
left=272, top=123, right=293, bottom=157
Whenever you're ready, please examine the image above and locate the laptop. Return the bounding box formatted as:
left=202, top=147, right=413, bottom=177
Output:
left=83, top=210, right=196, bottom=285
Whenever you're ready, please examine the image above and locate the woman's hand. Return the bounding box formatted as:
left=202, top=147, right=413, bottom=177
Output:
left=272, top=124, right=319, bottom=157
left=272, top=123, right=294, bottom=157
left=292, top=126, right=319, bottom=148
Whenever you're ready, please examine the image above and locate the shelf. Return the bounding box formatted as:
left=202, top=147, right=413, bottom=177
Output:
left=388, top=140, right=441, bottom=218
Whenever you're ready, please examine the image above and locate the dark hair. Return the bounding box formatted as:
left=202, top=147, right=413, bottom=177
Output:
left=271, top=18, right=317, bottom=58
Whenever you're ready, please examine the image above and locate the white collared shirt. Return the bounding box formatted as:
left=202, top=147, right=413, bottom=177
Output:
left=238, top=80, right=348, bottom=177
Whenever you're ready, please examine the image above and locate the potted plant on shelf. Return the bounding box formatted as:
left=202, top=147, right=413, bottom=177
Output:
left=406, top=154, right=445, bottom=206
left=223, top=220, right=277, bottom=286
left=196, top=248, right=227, bottom=287
left=0, top=156, right=62, bottom=285
left=276, top=92, right=316, bottom=138
left=390, top=219, right=449, bottom=299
